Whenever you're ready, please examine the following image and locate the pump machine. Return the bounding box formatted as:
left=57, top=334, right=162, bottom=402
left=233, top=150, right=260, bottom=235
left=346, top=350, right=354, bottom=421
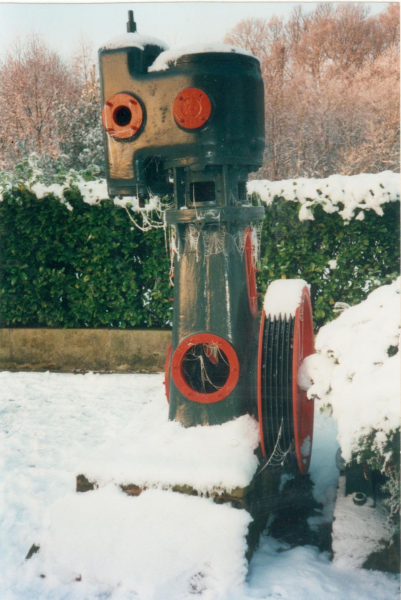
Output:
left=99, top=11, right=315, bottom=475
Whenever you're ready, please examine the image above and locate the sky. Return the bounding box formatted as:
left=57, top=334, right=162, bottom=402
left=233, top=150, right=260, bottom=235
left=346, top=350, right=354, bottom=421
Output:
left=0, top=2, right=390, bottom=60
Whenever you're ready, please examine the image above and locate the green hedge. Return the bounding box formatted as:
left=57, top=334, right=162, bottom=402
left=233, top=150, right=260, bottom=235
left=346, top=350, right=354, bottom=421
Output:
left=0, top=185, right=399, bottom=330
left=0, top=187, right=171, bottom=328
left=258, top=198, right=399, bottom=329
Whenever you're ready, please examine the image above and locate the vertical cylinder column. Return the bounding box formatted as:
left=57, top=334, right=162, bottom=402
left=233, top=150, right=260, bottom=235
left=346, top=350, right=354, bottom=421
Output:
left=166, top=203, right=264, bottom=426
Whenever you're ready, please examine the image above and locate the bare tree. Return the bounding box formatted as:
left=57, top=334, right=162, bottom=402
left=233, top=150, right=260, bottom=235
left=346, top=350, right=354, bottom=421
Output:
left=0, top=34, right=80, bottom=168
left=224, top=2, right=400, bottom=180
left=71, top=35, right=96, bottom=85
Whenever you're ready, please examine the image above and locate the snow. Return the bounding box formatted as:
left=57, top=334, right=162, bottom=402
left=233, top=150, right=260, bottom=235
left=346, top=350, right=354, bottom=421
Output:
left=37, top=486, right=251, bottom=597
left=300, top=277, right=400, bottom=462
left=263, top=279, right=308, bottom=318
left=247, top=171, right=400, bottom=221
left=245, top=535, right=399, bottom=600
left=0, top=371, right=398, bottom=599
left=3, top=170, right=398, bottom=223
left=31, top=178, right=109, bottom=207
left=113, top=194, right=162, bottom=213
left=148, top=43, right=257, bottom=72
left=21, top=177, right=161, bottom=214
left=30, top=178, right=108, bottom=206
left=78, top=413, right=260, bottom=493
left=100, top=32, right=168, bottom=52
left=332, top=477, right=393, bottom=569
left=308, top=412, right=340, bottom=527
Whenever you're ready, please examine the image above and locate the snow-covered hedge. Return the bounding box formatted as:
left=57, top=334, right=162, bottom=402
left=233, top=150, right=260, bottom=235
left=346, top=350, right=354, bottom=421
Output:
left=300, top=278, right=400, bottom=522
left=0, top=164, right=171, bottom=329
left=252, top=172, right=399, bottom=328
left=0, top=162, right=399, bottom=329
left=247, top=171, right=399, bottom=222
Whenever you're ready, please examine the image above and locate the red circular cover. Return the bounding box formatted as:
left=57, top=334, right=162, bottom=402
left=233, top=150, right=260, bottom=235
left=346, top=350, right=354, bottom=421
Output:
left=171, top=333, right=239, bottom=404
left=292, top=286, right=315, bottom=474
left=102, top=93, right=143, bottom=139
left=173, top=88, right=212, bottom=130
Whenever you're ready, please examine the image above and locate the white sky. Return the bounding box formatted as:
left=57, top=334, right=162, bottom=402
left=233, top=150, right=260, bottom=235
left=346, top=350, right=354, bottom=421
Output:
left=0, top=2, right=390, bottom=60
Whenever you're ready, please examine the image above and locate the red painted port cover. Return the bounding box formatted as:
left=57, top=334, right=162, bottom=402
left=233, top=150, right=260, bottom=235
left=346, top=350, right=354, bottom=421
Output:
left=102, top=93, right=143, bottom=139
left=171, top=333, right=239, bottom=404
left=173, top=88, right=212, bottom=130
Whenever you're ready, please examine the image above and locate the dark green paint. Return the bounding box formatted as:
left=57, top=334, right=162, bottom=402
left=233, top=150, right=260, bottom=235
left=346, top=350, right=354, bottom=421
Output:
left=99, top=45, right=265, bottom=199
left=99, top=38, right=266, bottom=426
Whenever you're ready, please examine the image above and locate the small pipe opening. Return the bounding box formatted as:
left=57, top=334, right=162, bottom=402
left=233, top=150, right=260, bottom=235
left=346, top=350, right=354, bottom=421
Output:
left=182, top=344, right=230, bottom=394
left=113, top=106, right=132, bottom=127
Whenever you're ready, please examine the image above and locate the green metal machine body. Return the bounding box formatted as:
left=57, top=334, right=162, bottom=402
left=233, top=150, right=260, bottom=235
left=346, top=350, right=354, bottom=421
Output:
left=99, top=14, right=315, bottom=476
left=99, top=13, right=265, bottom=427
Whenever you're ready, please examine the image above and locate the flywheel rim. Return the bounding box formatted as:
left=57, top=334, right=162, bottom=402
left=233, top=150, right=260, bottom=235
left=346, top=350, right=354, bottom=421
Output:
left=257, top=282, right=315, bottom=474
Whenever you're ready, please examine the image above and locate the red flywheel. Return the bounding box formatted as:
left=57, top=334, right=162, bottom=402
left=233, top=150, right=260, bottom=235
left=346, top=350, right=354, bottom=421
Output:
left=257, top=280, right=314, bottom=474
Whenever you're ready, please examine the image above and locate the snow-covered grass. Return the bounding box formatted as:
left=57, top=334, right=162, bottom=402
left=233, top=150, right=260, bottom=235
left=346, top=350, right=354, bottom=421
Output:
left=0, top=371, right=399, bottom=599
left=245, top=534, right=398, bottom=600
left=247, top=171, right=400, bottom=221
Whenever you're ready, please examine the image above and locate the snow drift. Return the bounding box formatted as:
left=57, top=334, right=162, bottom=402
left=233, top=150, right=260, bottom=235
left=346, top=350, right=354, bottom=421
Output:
left=299, top=277, right=400, bottom=463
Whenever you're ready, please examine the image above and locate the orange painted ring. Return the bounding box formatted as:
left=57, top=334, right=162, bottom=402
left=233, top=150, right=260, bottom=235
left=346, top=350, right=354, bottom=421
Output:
left=292, top=286, right=315, bottom=474
left=171, top=333, right=239, bottom=404
left=173, top=88, right=212, bottom=130
left=102, top=93, right=144, bottom=140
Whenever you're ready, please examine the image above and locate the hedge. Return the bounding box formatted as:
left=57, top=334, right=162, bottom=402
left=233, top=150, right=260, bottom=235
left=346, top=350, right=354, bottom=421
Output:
left=0, top=183, right=399, bottom=330
left=258, top=198, right=399, bottom=329
left=0, top=187, right=171, bottom=328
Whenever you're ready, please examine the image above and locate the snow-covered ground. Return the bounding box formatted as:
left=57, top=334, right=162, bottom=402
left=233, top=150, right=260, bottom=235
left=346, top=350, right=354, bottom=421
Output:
left=0, top=371, right=399, bottom=599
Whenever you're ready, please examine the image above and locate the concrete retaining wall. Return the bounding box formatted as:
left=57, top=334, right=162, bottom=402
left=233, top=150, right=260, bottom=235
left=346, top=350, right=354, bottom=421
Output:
left=0, top=329, right=172, bottom=372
